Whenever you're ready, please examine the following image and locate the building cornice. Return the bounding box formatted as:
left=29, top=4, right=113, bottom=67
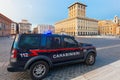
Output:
left=19, top=22, right=32, bottom=25
left=68, top=2, right=87, bottom=8
left=55, top=17, right=77, bottom=24
left=55, top=17, right=98, bottom=24
left=77, top=17, right=98, bottom=22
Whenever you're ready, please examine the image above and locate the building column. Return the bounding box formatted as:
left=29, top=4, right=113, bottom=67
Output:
left=75, top=19, right=78, bottom=36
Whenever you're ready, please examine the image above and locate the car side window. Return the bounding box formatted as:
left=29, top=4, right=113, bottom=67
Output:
left=19, top=35, right=40, bottom=49
left=46, top=36, right=61, bottom=49
left=63, top=37, right=78, bottom=48
left=41, top=35, right=46, bottom=49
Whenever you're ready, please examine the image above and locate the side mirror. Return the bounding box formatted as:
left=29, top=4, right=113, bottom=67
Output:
left=78, top=43, right=83, bottom=47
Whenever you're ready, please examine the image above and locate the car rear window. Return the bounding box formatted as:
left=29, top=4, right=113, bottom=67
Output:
left=18, top=35, right=40, bottom=49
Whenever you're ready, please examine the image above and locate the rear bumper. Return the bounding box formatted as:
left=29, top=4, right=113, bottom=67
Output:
left=7, top=64, right=25, bottom=72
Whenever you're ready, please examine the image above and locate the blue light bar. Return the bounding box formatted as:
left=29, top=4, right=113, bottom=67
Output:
left=44, top=30, right=52, bottom=34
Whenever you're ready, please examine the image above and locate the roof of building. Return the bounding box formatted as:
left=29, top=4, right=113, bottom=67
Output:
left=18, top=19, right=32, bottom=25
left=0, top=13, right=13, bottom=22
left=98, top=20, right=117, bottom=26
left=68, top=2, right=87, bottom=8
left=99, top=20, right=114, bottom=23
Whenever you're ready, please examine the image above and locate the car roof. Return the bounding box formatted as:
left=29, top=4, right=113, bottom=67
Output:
left=17, top=33, right=74, bottom=38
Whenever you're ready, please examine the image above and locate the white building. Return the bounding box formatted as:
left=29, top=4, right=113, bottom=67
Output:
left=19, top=19, right=31, bottom=34
left=37, top=24, right=54, bottom=34
left=11, top=22, right=17, bottom=35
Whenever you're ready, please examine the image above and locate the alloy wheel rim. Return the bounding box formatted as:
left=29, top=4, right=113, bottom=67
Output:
left=88, top=55, right=94, bottom=64
left=33, top=64, right=46, bottom=78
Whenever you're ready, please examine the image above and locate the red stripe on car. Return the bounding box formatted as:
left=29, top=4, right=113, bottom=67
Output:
left=29, top=48, right=83, bottom=57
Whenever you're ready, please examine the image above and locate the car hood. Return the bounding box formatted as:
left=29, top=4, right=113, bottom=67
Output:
left=79, top=42, right=93, bottom=47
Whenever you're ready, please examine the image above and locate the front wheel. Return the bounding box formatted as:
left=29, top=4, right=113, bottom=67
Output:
left=85, top=53, right=96, bottom=65
left=30, top=61, right=49, bottom=80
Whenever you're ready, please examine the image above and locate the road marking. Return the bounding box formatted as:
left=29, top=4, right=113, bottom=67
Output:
left=96, top=44, right=120, bottom=50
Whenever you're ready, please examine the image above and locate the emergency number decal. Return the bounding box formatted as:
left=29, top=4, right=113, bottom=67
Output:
left=20, top=53, right=28, bottom=57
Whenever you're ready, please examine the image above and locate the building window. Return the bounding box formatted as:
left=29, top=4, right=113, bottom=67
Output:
left=81, top=6, right=82, bottom=9
left=78, top=32, right=80, bottom=35
left=80, top=32, right=82, bottom=35
left=74, top=5, right=75, bottom=9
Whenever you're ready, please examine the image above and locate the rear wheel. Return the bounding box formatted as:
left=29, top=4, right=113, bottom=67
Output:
left=85, top=53, right=96, bottom=65
left=30, top=61, right=49, bottom=80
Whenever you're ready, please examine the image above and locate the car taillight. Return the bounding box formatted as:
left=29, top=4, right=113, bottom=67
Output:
left=11, top=49, right=17, bottom=58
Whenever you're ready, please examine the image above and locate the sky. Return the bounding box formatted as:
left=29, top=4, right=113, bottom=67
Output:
left=0, top=0, right=120, bottom=28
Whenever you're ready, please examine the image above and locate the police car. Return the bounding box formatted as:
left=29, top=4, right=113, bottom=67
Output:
left=7, top=34, right=97, bottom=80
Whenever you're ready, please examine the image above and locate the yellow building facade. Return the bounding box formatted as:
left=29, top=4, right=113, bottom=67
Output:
left=55, top=2, right=98, bottom=36
left=114, top=16, right=120, bottom=35
left=116, top=26, right=120, bottom=35
left=98, top=16, right=120, bottom=36
left=98, top=20, right=117, bottom=35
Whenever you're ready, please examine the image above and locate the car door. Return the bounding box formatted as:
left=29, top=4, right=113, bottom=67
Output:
left=61, top=36, right=84, bottom=61
left=45, top=35, right=65, bottom=63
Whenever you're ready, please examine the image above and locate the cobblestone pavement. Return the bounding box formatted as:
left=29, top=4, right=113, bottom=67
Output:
left=0, top=37, right=120, bottom=80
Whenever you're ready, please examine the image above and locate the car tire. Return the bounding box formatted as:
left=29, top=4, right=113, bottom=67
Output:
left=85, top=53, right=96, bottom=65
left=30, top=61, right=49, bottom=80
